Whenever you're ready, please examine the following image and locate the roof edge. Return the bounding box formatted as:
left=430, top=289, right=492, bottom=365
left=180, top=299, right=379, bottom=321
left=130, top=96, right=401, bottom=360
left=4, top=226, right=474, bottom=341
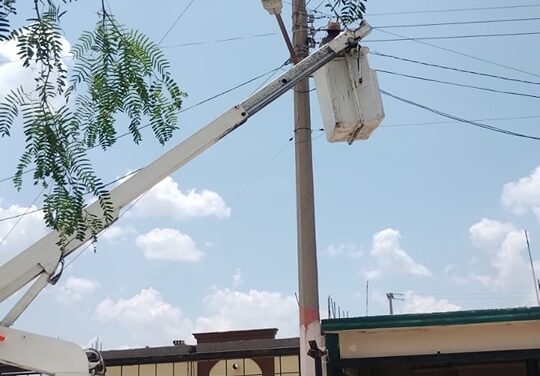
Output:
left=322, top=307, right=540, bottom=332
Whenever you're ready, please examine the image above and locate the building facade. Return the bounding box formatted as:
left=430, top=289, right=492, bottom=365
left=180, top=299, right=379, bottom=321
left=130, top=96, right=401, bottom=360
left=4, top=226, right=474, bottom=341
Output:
left=102, top=328, right=300, bottom=376
left=321, top=307, right=540, bottom=376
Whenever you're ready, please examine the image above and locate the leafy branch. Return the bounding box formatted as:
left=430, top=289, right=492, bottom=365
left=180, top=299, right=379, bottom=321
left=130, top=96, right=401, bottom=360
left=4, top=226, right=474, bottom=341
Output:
left=326, top=0, right=368, bottom=27
left=0, top=1, right=185, bottom=247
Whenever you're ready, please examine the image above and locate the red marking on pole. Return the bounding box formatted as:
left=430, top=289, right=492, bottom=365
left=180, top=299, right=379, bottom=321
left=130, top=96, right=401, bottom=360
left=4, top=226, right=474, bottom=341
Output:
left=0, top=334, right=6, bottom=342
left=300, top=306, right=320, bottom=326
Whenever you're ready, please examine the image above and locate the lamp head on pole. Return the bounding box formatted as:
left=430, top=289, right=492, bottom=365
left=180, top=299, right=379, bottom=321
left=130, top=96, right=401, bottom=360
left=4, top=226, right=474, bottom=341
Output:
left=261, top=0, right=283, bottom=15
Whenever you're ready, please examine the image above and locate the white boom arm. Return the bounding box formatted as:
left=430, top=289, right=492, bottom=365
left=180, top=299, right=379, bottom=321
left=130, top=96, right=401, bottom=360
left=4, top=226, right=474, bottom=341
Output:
left=0, top=22, right=371, bottom=376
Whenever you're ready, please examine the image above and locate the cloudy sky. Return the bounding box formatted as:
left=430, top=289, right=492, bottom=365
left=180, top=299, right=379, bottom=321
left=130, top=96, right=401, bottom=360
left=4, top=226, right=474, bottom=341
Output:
left=0, top=0, right=539, bottom=349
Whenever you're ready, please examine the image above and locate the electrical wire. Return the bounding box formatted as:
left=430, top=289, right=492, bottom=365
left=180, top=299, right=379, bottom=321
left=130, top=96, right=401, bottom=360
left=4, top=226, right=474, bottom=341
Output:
left=157, top=0, right=197, bottom=46
left=0, top=170, right=141, bottom=224
left=374, top=28, right=540, bottom=79
left=0, top=208, right=42, bottom=223
left=84, top=133, right=297, bottom=343
left=380, top=89, right=540, bottom=141
left=381, top=115, right=540, bottom=128
left=375, top=17, right=540, bottom=29
left=367, top=31, right=540, bottom=42
left=0, top=63, right=289, bottom=225
left=311, top=0, right=327, bottom=12
left=0, top=16, right=536, bottom=58
left=376, top=69, right=540, bottom=99
left=368, top=4, right=540, bottom=16
left=370, top=51, right=540, bottom=86
left=304, top=3, right=540, bottom=20
left=157, top=17, right=540, bottom=49
left=0, top=64, right=287, bottom=185
left=251, top=61, right=289, bottom=94
left=161, top=32, right=278, bottom=48
left=0, top=188, right=45, bottom=245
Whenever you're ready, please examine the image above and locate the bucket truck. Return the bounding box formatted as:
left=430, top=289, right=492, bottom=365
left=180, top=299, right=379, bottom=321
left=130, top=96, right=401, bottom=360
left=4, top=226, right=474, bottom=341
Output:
left=0, top=22, right=373, bottom=376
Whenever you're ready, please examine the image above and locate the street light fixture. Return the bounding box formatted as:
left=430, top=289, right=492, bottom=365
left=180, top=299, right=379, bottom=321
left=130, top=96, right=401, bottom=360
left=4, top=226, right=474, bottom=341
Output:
left=261, top=0, right=283, bottom=15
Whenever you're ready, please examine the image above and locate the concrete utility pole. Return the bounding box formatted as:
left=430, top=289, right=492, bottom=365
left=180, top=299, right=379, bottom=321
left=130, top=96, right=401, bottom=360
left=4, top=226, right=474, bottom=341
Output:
left=292, top=0, right=320, bottom=375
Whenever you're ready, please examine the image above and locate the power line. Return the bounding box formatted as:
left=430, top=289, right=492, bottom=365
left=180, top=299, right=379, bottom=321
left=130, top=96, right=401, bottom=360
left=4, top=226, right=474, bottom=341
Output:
left=0, top=63, right=288, bottom=223
left=381, top=115, right=540, bottom=128
left=381, top=89, right=540, bottom=141
left=177, top=63, right=288, bottom=113
left=157, top=0, right=197, bottom=46
left=161, top=32, right=278, bottom=48
left=367, top=31, right=540, bottom=42
left=376, top=69, right=540, bottom=99
left=375, top=16, right=540, bottom=29
left=84, top=133, right=297, bottom=343
left=0, top=170, right=141, bottom=224
left=304, top=3, right=540, bottom=20
left=157, top=17, right=540, bottom=49
left=370, top=51, right=540, bottom=86
left=311, top=0, right=327, bottom=12
left=367, top=4, right=540, bottom=16
left=374, top=28, right=540, bottom=79
left=0, top=208, right=42, bottom=223
left=0, top=186, right=46, bottom=248
left=0, top=64, right=286, bottom=186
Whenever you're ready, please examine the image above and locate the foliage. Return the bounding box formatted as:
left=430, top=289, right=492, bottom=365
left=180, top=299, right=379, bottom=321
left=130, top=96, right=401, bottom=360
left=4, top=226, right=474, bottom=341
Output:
left=0, top=1, right=185, bottom=247
left=327, top=0, right=368, bottom=27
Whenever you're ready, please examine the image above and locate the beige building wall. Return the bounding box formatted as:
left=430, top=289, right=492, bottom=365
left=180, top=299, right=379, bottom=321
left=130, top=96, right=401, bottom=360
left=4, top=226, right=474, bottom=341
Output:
left=338, top=320, right=540, bottom=359
left=105, top=355, right=299, bottom=376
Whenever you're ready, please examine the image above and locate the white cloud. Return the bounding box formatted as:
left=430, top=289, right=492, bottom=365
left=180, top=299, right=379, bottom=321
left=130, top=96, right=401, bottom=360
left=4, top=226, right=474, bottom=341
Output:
left=325, top=243, right=363, bottom=258
left=0, top=40, right=37, bottom=94
left=131, top=177, right=231, bottom=221
left=402, top=293, right=461, bottom=314
left=232, top=268, right=243, bottom=287
left=135, top=228, right=204, bottom=262
left=0, top=37, right=73, bottom=100
left=0, top=203, right=47, bottom=262
left=94, top=286, right=299, bottom=348
left=465, top=219, right=532, bottom=292
left=195, top=288, right=298, bottom=337
left=501, top=166, right=540, bottom=220
left=469, top=218, right=515, bottom=251
left=56, top=276, right=100, bottom=303
left=366, top=229, right=432, bottom=280
left=99, top=225, right=137, bottom=243
left=489, top=230, right=529, bottom=290
left=95, top=288, right=193, bottom=346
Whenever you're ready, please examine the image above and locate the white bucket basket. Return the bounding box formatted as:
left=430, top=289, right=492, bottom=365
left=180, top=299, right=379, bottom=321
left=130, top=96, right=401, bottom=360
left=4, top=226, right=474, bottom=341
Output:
left=314, top=46, right=384, bottom=143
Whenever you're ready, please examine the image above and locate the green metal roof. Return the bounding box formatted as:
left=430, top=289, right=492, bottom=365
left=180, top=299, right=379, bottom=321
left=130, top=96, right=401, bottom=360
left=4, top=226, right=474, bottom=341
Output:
left=322, top=307, right=540, bottom=333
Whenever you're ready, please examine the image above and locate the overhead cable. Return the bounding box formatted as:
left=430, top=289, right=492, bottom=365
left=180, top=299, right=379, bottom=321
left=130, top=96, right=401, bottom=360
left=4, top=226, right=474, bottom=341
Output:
left=376, top=69, right=540, bottom=99
left=381, top=115, right=540, bottom=128
left=375, top=16, right=540, bottom=29
left=374, top=28, right=540, bottom=78
left=0, top=63, right=287, bottom=188
left=367, top=31, right=540, bottom=42
left=381, top=89, right=540, bottom=141
left=367, top=4, right=540, bottom=16
left=161, top=32, right=278, bottom=48
left=370, top=51, right=540, bottom=86
left=157, top=0, right=197, bottom=45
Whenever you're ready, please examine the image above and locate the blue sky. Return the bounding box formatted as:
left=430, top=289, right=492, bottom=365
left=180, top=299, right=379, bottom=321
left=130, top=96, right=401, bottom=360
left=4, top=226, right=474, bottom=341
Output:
left=0, top=0, right=540, bottom=349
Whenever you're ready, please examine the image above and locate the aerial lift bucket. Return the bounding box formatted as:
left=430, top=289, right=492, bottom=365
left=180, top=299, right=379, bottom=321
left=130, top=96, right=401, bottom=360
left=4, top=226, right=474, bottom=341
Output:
left=314, top=46, right=385, bottom=144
